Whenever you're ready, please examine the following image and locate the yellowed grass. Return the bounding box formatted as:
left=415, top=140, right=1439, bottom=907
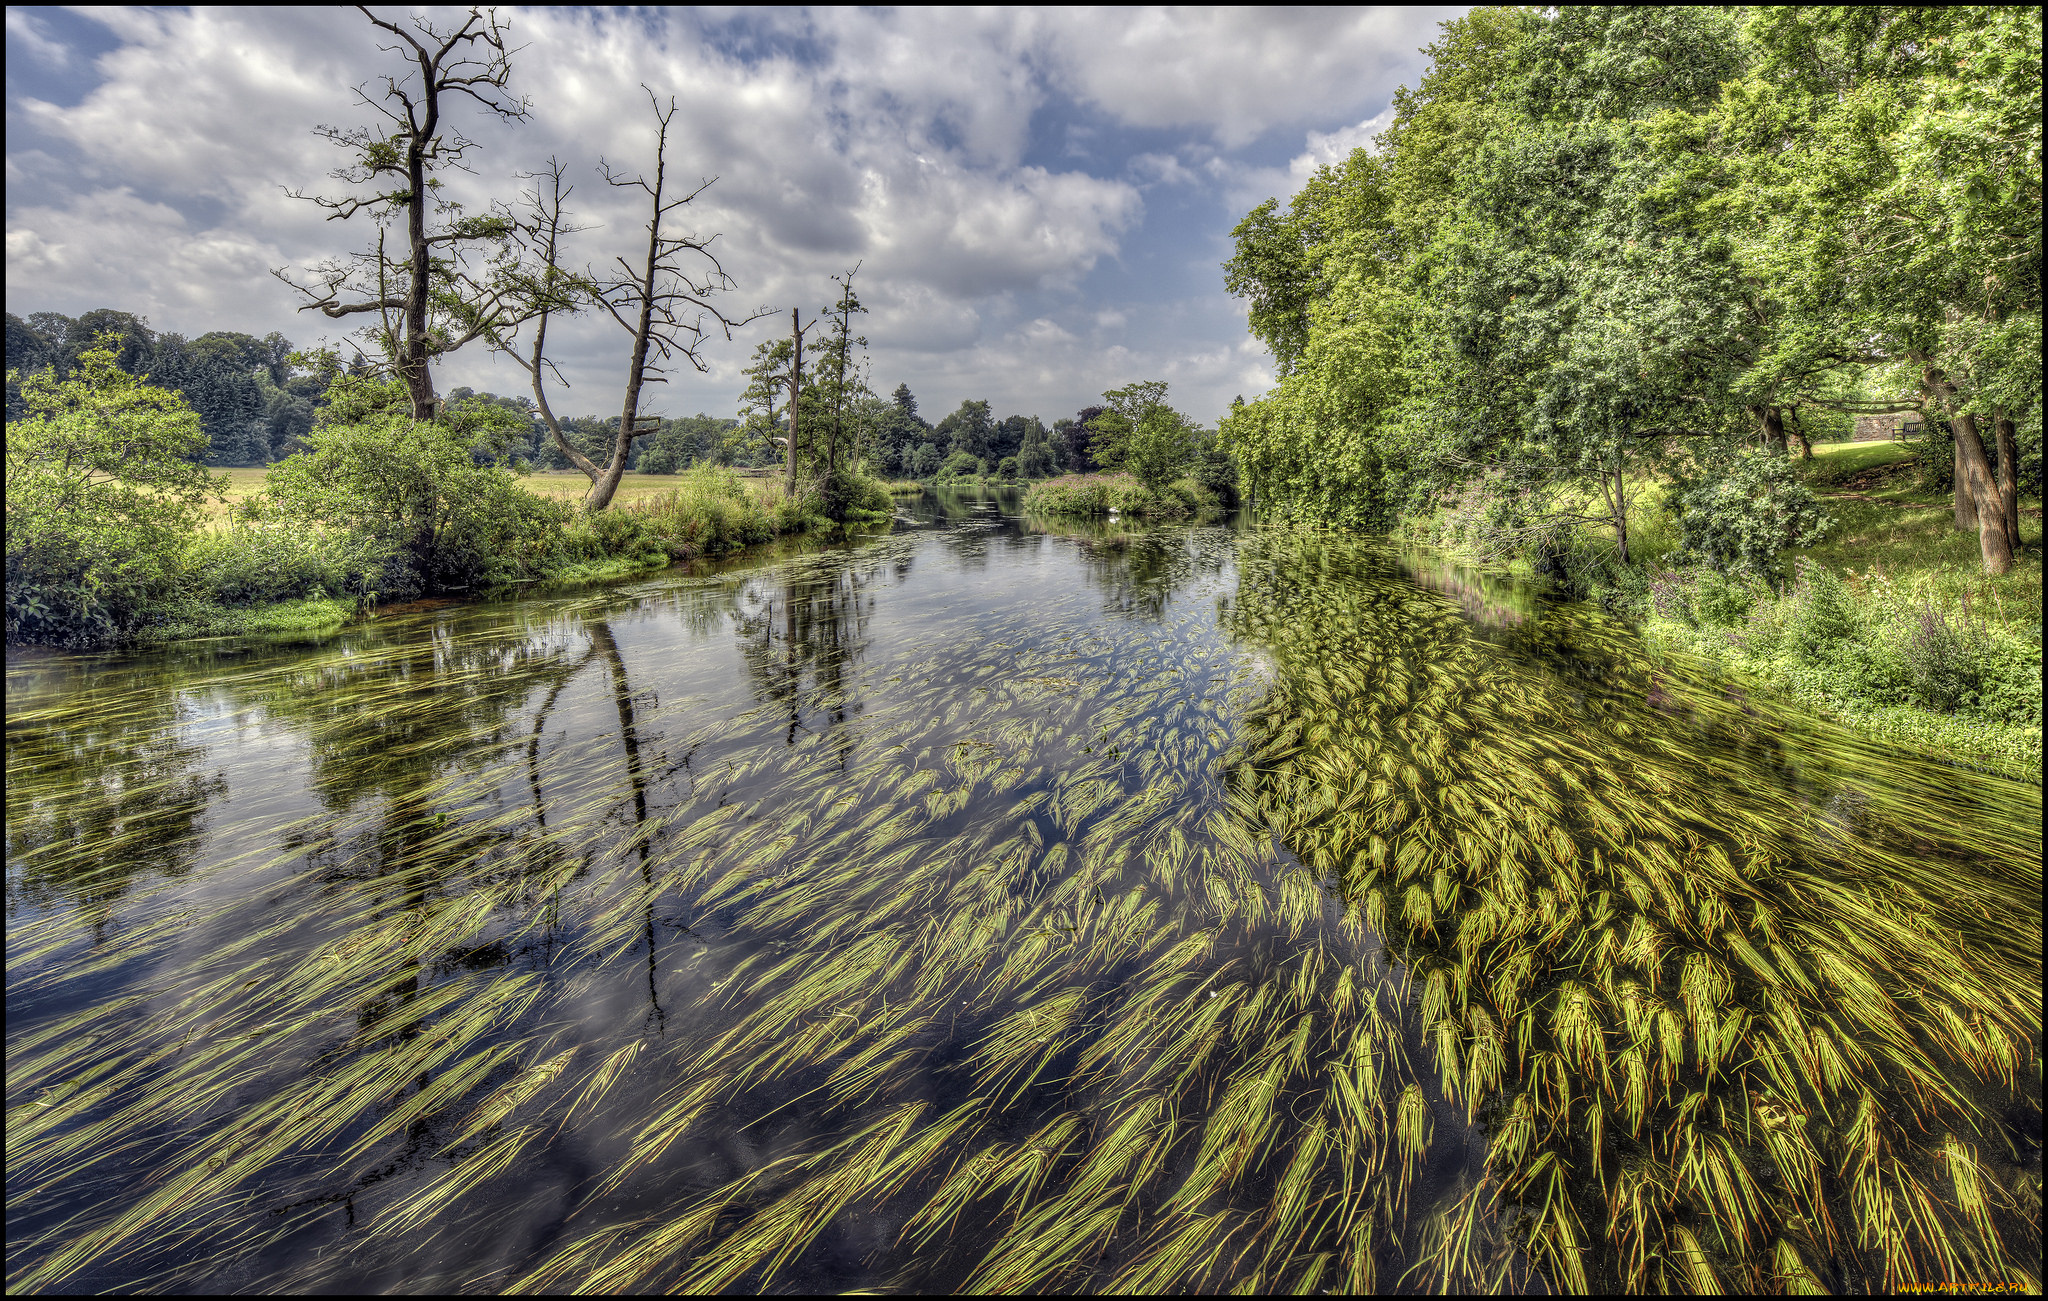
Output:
left=520, top=470, right=779, bottom=510
left=201, top=467, right=781, bottom=526
left=202, top=468, right=272, bottom=525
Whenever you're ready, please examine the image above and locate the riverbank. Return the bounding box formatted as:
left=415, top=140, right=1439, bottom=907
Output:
left=1395, top=440, right=2043, bottom=781
left=130, top=466, right=863, bottom=647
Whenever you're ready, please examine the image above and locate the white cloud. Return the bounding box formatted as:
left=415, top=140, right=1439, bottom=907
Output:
left=1213, top=106, right=1400, bottom=221
left=6, top=7, right=1459, bottom=422
left=1291, top=107, right=1397, bottom=183
left=1128, top=152, right=1200, bottom=187
left=5, top=9, right=74, bottom=68
left=1034, top=8, right=1454, bottom=146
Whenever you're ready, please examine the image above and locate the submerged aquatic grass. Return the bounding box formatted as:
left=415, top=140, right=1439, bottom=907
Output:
left=6, top=518, right=2039, bottom=1294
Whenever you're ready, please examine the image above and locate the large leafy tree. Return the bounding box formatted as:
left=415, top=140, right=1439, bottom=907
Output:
left=275, top=6, right=529, bottom=421
left=875, top=383, right=931, bottom=475
left=1222, top=5, right=2038, bottom=576
left=809, top=266, right=872, bottom=484
left=5, top=340, right=224, bottom=644
left=1732, top=5, right=2040, bottom=573
left=933, top=400, right=996, bottom=464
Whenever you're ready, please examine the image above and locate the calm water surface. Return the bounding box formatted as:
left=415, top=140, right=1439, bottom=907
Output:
left=8, top=489, right=2039, bottom=1293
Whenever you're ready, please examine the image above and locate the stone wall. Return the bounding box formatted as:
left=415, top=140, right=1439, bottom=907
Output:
left=1853, top=411, right=1922, bottom=441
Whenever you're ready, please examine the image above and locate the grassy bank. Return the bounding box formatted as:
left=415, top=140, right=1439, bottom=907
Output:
left=200, top=466, right=793, bottom=525
left=1400, top=440, right=2043, bottom=779
left=144, top=467, right=846, bottom=645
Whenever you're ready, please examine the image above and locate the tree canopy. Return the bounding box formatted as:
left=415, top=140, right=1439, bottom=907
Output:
left=1221, top=5, right=2040, bottom=574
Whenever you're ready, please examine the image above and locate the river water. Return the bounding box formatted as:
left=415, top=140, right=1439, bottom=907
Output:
left=7, top=489, right=2040, bottom=1293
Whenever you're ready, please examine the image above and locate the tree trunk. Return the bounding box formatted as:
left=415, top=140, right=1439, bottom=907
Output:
left=1758, top=405, right=1787, bottom=456
left=1614, top=461, right=1630, bottom=566
left=1954, top=432, right=1978, bottom=531
left=786, top=309, right=803, bottom=498
left=403, top=79, right=438, bottom=421
left=1953, top=411, right=2012, bottom=574
left=1789, top=415, right=1812, bottom=460
left=1993, top=405, right=2020, bottom=547
left=1922, top=363, right=2010, bottom=572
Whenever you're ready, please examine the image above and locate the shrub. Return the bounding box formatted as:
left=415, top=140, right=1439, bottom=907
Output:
left=812, top=466, right=893, bottom=522
left=1784, top=561, right=1859, bottom=663
left=1188, top=442, right=1240, bottom=507
left=937, top=450, right=982, bottom=480
left=1686, top=569, right=1755, bottom=626
left=6, top=341, right=224, bottom=646
left=1022, top=473, right=1211, bottom=521
left=1899, top=600, right=1982, bottom=714
left=560, top=507, right=658, bottom=564
left=1022, top=475, right=1111, bottom=516
left=1909, top=423, right=1954, bottom=493
left=1669, top=449, right=1830, bottom=584
left=265, top=415, right=568, bottom=601
left=184, top=523, right=385, bottom=608
left=1126, top=408, right=1196, bottom=492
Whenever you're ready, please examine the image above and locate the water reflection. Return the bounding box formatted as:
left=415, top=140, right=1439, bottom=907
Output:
left=5, top=686, right=223, bottom=924
left=5, top=509, right=2037, bottom=1296
left=732, top=555, right=875, bottom=753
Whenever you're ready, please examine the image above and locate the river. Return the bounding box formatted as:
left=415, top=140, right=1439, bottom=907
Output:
left=7, top=488, right=2040, bottom=1293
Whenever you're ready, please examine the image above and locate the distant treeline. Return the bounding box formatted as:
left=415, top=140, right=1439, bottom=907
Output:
left=5, top=308, right=1128, bottom=478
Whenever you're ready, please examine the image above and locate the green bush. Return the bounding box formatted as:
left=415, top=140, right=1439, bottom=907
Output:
left=265, top=415, right=569, bottom=600
left=1188, top=443, right=1241, bottom=507
left=560, top=508, right=659, bottom=564
left=1692, top=569, right=1754, bottom=626
left=1910, top=424, right=1954, bottom=493
left=937, top=450, right=983, bottom=480
left=183, top=523, right=382, bottom=607
left=1669, top=449, right=1830, bottom=584
left=6, top=341, right=224, bottom=646
left=1022, top=473, right=1213, bottom=521
left=1022, top=475, right=1111, bottom=516
left=1784, top=562, right=1860, bottom=663
left=1126, top=408, right=1197, bottom=492
left=1644, top=565, right=2043, bottom=737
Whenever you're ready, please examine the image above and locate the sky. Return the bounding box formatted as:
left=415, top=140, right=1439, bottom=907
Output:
left=5, top=6, right=1462, bottom=427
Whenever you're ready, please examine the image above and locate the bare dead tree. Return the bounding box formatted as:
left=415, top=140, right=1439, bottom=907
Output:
left=272, top=6, right=530, bottom=421
left=489, top=158, right=600, bottom=478
left=587, top=87, right=771, bottom=512
left=786, top=308, right=813, bottom=497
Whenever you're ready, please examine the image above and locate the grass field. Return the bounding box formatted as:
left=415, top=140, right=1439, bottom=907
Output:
left=203, top=467, right=784, bottom=525
left=1792, top=440, right=2041, bottom=629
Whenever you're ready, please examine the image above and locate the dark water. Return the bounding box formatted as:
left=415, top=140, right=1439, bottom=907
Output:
left=7, top=488, right=2039, bottom=1293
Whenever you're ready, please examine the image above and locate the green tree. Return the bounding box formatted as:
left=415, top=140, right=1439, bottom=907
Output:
left=274, top=7, right=529, bottom=420
left=933, top=399, right=996, bottom=463
left=637, top=413, right=740, bottom=473
left=810, top=266, right=871, bottom=484
left=265, top=413, right=565, bottom=601
left=1016, top=419, right=1057, bottom=478
left=5, top=340, right=225, bottom=645
left=1733, top=5, right=2040, bottom=573
left=1125, top=406, right=1198, bottom=492
left=877, top=383, right=931, bottom=475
